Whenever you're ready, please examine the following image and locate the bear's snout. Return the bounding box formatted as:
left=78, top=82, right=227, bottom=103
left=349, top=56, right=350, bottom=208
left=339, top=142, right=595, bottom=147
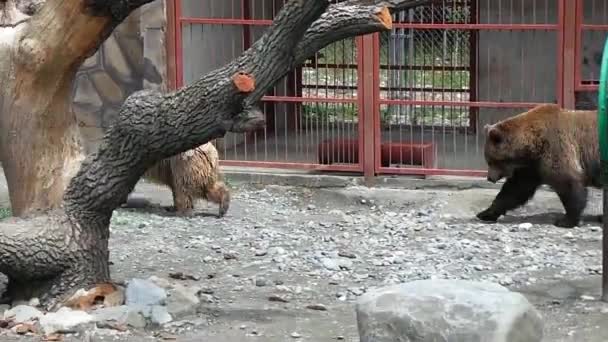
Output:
left=486, top=168, right=503, bottom=183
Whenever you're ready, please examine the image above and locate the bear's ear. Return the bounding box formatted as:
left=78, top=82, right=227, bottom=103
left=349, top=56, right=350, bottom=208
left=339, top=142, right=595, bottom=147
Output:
left=488, top=127, right=502, bottom=144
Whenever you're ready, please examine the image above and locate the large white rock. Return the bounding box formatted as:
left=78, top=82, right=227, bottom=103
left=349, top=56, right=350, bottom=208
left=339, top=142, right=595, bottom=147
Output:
left=3, top=305, right=43, bottom=323
left=356, top=279, right=543, bottom=342
left=39, top=307, right=93, bottom=335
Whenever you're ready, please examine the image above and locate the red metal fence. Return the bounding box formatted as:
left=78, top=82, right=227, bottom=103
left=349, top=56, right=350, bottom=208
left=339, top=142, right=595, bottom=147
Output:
left=167, top=0, right=608, bottom=179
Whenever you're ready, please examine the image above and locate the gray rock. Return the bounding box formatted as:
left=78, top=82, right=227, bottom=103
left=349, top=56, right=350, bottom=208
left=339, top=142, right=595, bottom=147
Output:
left=166, top=284, right=200, bottom=319
left=148, top=276, right=173, bottom=289
left=39, top=307, right=93, bottom=335
left=150, top=305, right=172, bottom=325
left=126, top=278, right=167, bottom=306
left=356, top=279, right=543, bottom=342
left=322, top=258, right=352, bottom=271
left=92, top=305, right=148, bottom=328
left=3, top=305, right=43, bottom=323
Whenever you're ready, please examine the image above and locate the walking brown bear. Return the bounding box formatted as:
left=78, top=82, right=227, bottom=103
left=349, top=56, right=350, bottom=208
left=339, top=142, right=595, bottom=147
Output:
left=476, top=104, right=601, bottom=228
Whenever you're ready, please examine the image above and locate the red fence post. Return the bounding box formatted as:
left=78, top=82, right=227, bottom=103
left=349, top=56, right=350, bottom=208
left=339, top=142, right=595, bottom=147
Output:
left=358, top=34, right=378, bottom=185
left=562, top=0, right=578, bottom=109
left=165, top=0, right=178, bottom=91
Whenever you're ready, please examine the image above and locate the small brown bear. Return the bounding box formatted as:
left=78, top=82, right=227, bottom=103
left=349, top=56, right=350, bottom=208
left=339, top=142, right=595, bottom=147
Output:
left=141, top=142, right=230, bottom=217
left=476, top=104, right=600, bottom=228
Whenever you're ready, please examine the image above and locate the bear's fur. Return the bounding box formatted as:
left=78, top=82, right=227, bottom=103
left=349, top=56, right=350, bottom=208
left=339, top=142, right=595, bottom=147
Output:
left=476, top=104, right=600, bottom=228
left=142, top=142, right=230, bottom=217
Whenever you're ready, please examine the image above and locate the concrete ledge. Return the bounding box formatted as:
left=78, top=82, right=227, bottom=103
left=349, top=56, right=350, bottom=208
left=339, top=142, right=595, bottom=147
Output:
left=221, top=166, right=503, bottom=191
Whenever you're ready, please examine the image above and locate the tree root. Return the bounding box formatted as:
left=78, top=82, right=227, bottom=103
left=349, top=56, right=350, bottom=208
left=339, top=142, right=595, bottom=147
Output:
left=0, top=211, right=110, bottom=310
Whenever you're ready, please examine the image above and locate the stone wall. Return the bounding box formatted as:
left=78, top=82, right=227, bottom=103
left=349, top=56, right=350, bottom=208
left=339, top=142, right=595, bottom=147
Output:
left=73, top=1, right=167, bottom=154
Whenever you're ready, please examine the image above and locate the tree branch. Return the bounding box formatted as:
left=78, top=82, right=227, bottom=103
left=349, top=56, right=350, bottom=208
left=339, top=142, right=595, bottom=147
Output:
left=293, top=4, right=392, bottom=68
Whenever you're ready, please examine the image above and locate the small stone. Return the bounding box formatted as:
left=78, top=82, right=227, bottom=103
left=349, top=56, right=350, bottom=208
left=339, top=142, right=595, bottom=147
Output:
left=150, top=305, right=172, bottom=325
left=307, top=204, right=316, bottom=210
left=91, top=305, right=149, bottom=329
left=96, top=320, right=128, bottom=332
left=336, top=336, right=345, bottom=340
left=4, top=305, right=43, bottom=323
left=166, top=284, right=201, bottom=319
left=499, top=276, right=513, bottom=286
left=224, top=252, right=238, bottom=260
left=255, top=249, right=268, bottom=257
left=39, top=307, right=93, bottom=335
left=14, top=323, right=35, bottom=335
left=338, top=251, right=357, bottom=259
left=125, top=278, right=167, bottom=307
left=518, top=223, right=533, bottom=230
left=580, top=295, right=595, bottom=301
left=255, top=278, right=267, bottom=287
left=322, top=258, right=353, bottom=271
left=306, top=304, right=327, bottom=311
left=169, top=272, right=200, bottom=281
left=268, top=295, right=290, bottom=303
left=322, top=258, right=340, bottom=271
left=28, top=298, right=40, bottom=307
left=291, top=332, right=302, bottom=338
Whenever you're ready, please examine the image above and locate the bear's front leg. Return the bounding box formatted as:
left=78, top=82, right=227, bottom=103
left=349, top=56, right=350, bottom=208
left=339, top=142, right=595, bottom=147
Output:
left=172, top=188, right=194, bottom=217
left=553, top=179, right=587, bottom=228
left=206, top=181, right=231, bottom=218
left=477, top=168, right=541, bottom=223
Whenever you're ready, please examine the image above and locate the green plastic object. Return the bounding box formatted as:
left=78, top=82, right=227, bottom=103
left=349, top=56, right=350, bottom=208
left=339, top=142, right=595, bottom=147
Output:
left=600, top=36, right=608, bottom=181
left=599, top=34, right=608, bottom=303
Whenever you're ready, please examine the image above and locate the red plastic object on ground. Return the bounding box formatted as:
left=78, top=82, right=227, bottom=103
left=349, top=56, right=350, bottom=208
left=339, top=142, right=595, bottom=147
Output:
left=317, top=139, right=435, bottom=168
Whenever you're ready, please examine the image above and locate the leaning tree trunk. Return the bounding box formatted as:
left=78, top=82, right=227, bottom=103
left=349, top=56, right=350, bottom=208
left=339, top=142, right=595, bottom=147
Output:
left=0, top=0, right=140, bottom=216
left=0, top=0, right=430, bottom=309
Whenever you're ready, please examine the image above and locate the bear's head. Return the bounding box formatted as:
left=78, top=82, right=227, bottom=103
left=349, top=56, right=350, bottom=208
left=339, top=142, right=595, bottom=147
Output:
left=482, top=120, right=539, bottom=183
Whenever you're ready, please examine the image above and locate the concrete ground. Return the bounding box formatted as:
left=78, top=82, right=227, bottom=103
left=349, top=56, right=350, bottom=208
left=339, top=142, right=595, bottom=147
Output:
left=0, top=168, right=607, bottom=341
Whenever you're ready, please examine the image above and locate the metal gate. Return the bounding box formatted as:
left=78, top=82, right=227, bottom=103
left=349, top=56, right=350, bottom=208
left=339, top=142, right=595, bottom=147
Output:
left=167, top=0, right=608, bottom=179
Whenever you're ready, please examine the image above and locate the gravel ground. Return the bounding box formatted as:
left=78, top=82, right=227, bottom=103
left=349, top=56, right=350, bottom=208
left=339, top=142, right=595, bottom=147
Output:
left=2, top=179, right=608, bottom=341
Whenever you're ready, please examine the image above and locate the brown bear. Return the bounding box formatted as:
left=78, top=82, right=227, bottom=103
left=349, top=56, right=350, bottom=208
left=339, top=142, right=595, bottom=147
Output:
left=139, top=142, right=230, bottom=217
left=476, top=104, right=600, bottom=228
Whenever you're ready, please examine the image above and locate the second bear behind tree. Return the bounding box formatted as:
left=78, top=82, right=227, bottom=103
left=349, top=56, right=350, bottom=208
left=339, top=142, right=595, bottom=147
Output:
left=143, top=142, right=230, bottom=217
left=477, top=104, right=600, bottom=228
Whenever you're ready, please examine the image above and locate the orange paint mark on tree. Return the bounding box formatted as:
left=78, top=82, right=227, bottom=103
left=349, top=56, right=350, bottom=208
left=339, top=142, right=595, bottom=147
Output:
left=375, top=7, right=393, bottom=30
left=232, top=72, right=256, bottom=93
left=63, top=283, right=123, bottom=311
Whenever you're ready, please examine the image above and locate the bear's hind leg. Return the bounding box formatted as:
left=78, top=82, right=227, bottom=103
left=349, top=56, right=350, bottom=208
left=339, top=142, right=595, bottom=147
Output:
left=477, top=168, right=541, bottom=222
left=553, top=179, right=587, bottom=228
left=206, top=181, right=230, bottom=218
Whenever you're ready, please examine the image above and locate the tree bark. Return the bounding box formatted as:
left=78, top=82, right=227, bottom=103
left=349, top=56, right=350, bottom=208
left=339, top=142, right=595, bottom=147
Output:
left=0, top=0, right=433, bottom=309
